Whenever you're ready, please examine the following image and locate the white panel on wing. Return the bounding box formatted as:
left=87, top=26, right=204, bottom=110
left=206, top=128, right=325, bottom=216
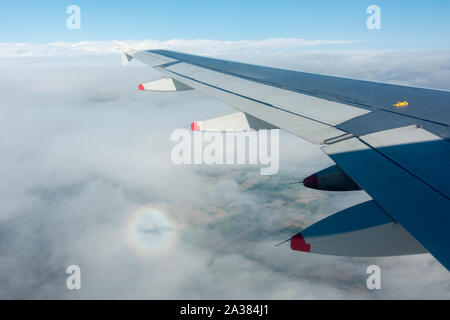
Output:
left=188, top=70, right=233, bottom=86
left=185, top=67, right=262, bottom=94
left=165, top=62, right=205, bottom=77
left=249, top=85, right=371, bottom=125
left=134, top=51, right=176, bottom=67
left=194, top=112, right=250, bottom=131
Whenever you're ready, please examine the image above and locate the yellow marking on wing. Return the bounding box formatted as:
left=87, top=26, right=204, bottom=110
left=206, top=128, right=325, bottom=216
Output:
left=394, top=101, right=409, bottom=107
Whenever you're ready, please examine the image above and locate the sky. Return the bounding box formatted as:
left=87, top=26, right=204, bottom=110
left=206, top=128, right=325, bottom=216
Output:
left=0, top=1, right=449, bottom=299
left=0, top=0, right=450, bottom=50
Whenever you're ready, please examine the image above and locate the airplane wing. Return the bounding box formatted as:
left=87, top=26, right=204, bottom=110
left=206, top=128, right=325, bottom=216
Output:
left=115, top=42, right=450, bottom=270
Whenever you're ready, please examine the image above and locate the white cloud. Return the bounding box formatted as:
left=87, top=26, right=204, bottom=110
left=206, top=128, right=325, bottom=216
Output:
left=2, top=39, right=448, bottom=90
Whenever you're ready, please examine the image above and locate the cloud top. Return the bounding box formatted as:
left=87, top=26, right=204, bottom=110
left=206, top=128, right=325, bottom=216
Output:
left=0, top=38, right=362, bottom=57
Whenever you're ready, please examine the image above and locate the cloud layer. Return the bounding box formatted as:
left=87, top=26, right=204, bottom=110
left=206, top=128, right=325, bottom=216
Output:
left=0, top=38, right=362, bottom=58
left=2, top=38, right=448, bottom=89
left=0, top=46, right=449, bottom=299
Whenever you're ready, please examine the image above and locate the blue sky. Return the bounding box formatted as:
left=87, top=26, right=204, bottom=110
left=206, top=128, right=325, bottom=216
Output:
left=1, top=0, right=449, bottom=50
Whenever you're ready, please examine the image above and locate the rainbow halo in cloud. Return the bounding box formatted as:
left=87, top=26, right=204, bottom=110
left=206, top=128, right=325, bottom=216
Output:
left=127, top=206, right=176, bottom=256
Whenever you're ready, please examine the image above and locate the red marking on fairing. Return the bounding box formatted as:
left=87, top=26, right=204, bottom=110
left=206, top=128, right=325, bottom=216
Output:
left=191, top=122, right=201, bottom=131
left=138, top=84, right=145, bottom=91
left=303, top=174, right=318, bottom=189
left=290, top=233, right=311, bottom=252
